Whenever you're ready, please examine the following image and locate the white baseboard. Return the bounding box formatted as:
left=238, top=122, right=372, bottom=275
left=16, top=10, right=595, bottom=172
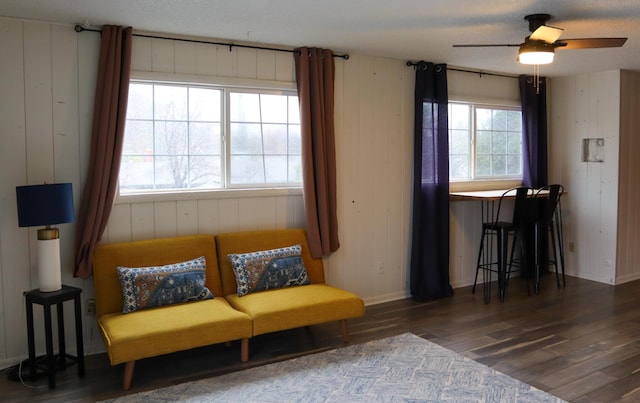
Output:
left=363, top=291, right=411, bottom=306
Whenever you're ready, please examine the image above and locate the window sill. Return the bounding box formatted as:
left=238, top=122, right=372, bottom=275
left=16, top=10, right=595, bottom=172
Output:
left=115, top=187, right=303, bottom=204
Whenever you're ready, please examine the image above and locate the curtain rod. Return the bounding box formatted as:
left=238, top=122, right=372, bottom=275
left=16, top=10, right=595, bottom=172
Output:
left=405, top=61, right=517, bottom=79
left=75, top=25, right=350, bottom=60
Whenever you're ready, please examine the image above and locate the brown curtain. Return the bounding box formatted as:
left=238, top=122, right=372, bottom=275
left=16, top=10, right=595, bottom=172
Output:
left=294, top=47, right=339, bottom=258
left=74, top=25, right=132, bottom=278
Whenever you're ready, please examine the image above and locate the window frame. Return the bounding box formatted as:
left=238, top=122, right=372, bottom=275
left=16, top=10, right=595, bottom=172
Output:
left=116, top=72, right=303, bottom=203
left=448, top=98, right=524, bottom=192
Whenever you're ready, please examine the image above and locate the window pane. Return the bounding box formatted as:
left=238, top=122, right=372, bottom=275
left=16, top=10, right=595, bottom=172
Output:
left=491, top=131, right=507, bottom=154
left=261, top=94, right=288, bottom=123
left=155, top=122, right=188, bottom=155
left=263, top=124, right=288, bottom=154
left=189, top=122, right=221, bottom=155
left=190, top=156, right=221, bottom=188
left=120, top=156, right=154, bottom=190
left=189, top=88, right=220, bottom=122
left=156, top=156, right=188, bottom=188
left=476, top=130, right=491, bottom=154
left=123, top=121, right=153, bottom=154
left=449, top=104, right=469, bottom=130
left=288, top=156, right=302, bottom=182
left=288, top=125, right=301, bottom=154
left=265, top=156, right=288, bottom=182
left=476, top=154, right=491, bottom=176
left=492, top=155, right=506, bottom=175
left=230, top=93, right=260, bottom=122
left=231, top=156, right=264, bottom=184
left=450, top=129, right=469, bottom=154
left=492, top=109, right=508, bottom=130
left=450, top=155, right=469, bottom=179
left=288, top=96, right=300, bottom=124
left=507, top=132, right=521, bottom=154
left=507, top=154, right=521, bottom=175
left=127, top=83, right=153, bottom=119
left=507, top=110, right=522, bottom=131
left=476, top=108, right=492, bottom=130
left=230, top=123, right=262, bottom=154
left=154, top=85, right=188, bottom=121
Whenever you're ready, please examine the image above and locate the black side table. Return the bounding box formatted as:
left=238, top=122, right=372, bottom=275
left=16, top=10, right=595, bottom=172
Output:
left=24, top=285, right=85, bottom=389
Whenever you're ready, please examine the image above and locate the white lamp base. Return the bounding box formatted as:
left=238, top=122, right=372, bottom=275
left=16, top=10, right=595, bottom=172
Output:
left=37, top=238, right=62, bottom=292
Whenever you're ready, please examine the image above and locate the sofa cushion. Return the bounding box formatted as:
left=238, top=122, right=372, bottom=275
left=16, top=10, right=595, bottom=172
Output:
left=228, top=245, right=310, bottom=296
left=224, top=284, right=366, bottom=336
left=117, top=256, right=213, bottom=313
left=98, top=298, right=253, bottom=365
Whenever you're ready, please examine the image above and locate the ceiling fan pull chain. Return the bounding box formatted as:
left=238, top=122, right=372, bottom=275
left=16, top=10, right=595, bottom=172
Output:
left=534, top=64, right=540, bottom=95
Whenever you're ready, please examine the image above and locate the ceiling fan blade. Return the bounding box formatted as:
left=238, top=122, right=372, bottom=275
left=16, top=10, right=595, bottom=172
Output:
left=556, top=37, right=627, bottom=49
left=452, top=44, right=520, bottom=48
left=530, top=25, right=564, bottom=43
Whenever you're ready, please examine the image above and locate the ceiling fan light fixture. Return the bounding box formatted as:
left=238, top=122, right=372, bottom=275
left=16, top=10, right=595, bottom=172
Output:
left=518, top=41, right=555, bottom=65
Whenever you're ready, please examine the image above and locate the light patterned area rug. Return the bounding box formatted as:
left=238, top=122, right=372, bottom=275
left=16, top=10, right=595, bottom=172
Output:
left=106, top=333, right=565, bottom=402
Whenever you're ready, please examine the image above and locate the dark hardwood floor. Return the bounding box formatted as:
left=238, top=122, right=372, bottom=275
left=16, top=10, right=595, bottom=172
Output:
left=4, top=274, right=640, bottom=402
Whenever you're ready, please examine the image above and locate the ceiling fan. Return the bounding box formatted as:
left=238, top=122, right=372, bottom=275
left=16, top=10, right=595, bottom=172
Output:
left=453, top=13, right=627, bottom=65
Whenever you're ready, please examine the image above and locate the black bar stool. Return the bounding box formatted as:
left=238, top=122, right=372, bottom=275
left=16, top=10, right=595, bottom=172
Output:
left=473, top=186, right=536, bottom=303
left=533, top=184, right=565, bottom=293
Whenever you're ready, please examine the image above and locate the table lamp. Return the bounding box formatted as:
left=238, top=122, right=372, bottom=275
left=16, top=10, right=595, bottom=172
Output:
left=16, top=183, right=75, bottom=292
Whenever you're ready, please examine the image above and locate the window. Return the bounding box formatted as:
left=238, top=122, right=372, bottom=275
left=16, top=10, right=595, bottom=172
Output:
left=448, top=102, right=522, bottom=181
left=120, top=81, right=301, bottom=194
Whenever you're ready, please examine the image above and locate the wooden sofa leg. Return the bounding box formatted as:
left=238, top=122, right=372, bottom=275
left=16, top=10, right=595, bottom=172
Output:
left=240, top=338, right=249, bottom=362
left=340, top=320, right=349, bottom=343
left=123, top=361, right=135, bottom=390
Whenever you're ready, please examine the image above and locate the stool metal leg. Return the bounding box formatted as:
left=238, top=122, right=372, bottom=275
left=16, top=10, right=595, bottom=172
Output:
left=554, top=204, right=566, bottom=286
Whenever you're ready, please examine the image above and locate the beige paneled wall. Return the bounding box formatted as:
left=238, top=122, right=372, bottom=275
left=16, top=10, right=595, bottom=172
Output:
left=0, top=18, right=98, bottom=369
left=0, top=17, right=521, bottom=366
left=5, top=16, right=618, bottom=369
left=549, top=71, right=621, bottom=284
left=329, top=56, right=414, bottom=303
left=0, top=18, right=419, bottom=367
left=106, top=36, right=417, bottom=305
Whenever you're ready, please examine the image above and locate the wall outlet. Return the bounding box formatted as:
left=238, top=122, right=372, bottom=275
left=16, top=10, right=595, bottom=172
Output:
left=86, top=299, right=96, bottom=314
left=375, top=262, right=384, bottom=274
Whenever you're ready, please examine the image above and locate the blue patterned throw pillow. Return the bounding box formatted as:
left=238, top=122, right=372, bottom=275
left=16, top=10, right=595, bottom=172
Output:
left=117, top=256, right=213, bottom=314
left=228, top=245, right=310, bottom=296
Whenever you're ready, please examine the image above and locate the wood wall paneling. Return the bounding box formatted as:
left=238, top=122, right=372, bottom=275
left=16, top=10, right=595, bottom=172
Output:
left=616, top=71, right=640, bottom=283
left=550, top=71, right=623, bottom=285
left=5, top=16, right=635, bottom=370
left=0, top=18, right=29, bottom=367
left=176, top=200, right=199, bottom=236
left=356, top=55, right=376, bottom=301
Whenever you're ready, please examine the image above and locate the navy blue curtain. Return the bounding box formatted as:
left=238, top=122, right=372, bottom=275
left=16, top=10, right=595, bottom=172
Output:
left=409, top=62, right=453, bottom=301
left=519, top=75, right=548, bottom=187
left=519, top=75, right=549, bottom=276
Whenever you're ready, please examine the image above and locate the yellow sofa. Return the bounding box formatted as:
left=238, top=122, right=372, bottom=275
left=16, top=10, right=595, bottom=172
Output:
left=92, top=228, right=365, bottom=390
left=216, top=229, right=366, bottom=339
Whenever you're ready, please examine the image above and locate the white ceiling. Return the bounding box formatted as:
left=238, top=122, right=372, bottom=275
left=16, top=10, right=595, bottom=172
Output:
left=2, top=0, right=640, bottom=77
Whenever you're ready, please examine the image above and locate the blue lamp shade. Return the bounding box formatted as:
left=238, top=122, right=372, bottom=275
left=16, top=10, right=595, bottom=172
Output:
left=16, top=183, right=76, bottom=227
